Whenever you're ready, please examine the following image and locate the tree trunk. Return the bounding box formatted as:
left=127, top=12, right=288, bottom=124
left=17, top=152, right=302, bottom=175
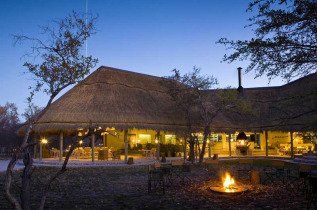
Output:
left=189, top=136, right=195, bottom=164
left=21, top=148, right=33, bottom=210
left=4, top=153, right=21, bottom=210
left=199, top=126, right=210, bottom=163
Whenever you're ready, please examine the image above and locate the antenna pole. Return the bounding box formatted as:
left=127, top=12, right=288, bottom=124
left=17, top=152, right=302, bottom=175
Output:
left=85, top=0, right=88, bottom=61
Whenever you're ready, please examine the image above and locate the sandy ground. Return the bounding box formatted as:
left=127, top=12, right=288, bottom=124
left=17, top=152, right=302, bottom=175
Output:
left=0, top=163, right=311, bottom=209
left=0, top=160, right=24, bottom=172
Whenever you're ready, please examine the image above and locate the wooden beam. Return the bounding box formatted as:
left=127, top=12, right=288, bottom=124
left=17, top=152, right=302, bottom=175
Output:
left=228, top=133, right=232, bottom=157
left=92, top=134, right=95, bottom=162
left=33, top=134, right=37, bottom=159
left=103, top=134, right=107, bottom=147
left=184, top=136, right=187, bottom=161
left=59, top=132, right=63, bottom=162
left=39, top=140, right=42, bottom=161
left=208, top=134, right=211, bottom=158
left=290, top=131, right=294, bottom=158
left=265, top=130, right=269, bottom=157
left=156, top=131, right=160, bottom=160
left=124, top=130, right=128, bottom=163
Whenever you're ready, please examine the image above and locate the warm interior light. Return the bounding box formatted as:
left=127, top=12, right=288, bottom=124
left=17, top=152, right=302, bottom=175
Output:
left=79, top=140, right=83, bottom=145
left=207, top=140, right=210, bottom=144
left=155, top=139, right=158, bottom=144
left=41, top=139, right=48, bottom=144
left=137, top=139, right=140, bottom=143
left=78, top=132, right=82, bottom=137
left=240, top=140, right=245, bottom=145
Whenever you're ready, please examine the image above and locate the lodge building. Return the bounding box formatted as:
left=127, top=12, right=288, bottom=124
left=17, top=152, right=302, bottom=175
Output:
left=19, top=66, right=317, bottom=162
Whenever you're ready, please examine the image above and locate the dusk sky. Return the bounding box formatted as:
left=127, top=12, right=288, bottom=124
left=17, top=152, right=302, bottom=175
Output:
left=0, top=0, right=286, bottom=119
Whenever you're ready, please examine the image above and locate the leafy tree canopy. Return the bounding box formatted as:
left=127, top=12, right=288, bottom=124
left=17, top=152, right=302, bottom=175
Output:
left=22, top=103, right=43, bottom=122
left=218, top=0, right=317, bottom=82
left=14, top=11, right=98, bottom=104
left=0, top=102, right=19, bottom=130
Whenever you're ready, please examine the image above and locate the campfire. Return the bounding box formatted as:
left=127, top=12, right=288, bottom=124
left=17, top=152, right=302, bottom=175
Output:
left=223, top=172, right=235, bottom=192
left=209, top=172, right=248, bottom=194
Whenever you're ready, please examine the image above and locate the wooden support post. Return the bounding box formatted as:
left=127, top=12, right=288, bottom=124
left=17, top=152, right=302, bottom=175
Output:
left=39, top=141, right=42, bottom=161
left=92, top=134, right=95, bottom=162
left=33, top=134, right=37, bottom=159
left=208, top=134, right=211, bottom=158
left=124, top=130, right=128, bottom=163
left=229, top=133, right=232, bottom=157
left=265, top=130, right=269, bottom=157
left=290, top=131, right=294, bottom=158
left=184, top=136, right=187, bottom=161
left=59, top=132, right=63, bottom=162
left=156, top=131, right=160, bottom=160
left=103, top=134, right=107, bottom=147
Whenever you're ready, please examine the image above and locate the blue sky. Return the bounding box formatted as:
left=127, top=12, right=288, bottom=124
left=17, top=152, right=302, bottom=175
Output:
left=0, top=0, right=286, bottom=119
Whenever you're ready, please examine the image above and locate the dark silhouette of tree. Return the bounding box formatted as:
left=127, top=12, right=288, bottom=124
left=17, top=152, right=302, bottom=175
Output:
left=0, top=102, right=19, bottom=130
left=218, top=0, right=317, bottom=82
left=165, top=67, right=252, bottom=163
left=4, top=11, right=98, bottom=210
left=21, top=103, right=43, bottom=122
left=0, top=102, right=21, bottom=149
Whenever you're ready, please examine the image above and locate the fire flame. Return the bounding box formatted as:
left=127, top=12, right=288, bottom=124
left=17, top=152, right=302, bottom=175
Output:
left=223, top=172, right=235, bottom=191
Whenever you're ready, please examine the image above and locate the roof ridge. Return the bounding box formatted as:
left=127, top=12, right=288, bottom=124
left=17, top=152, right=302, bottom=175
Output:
left=99, top=65, right=164, bottom=80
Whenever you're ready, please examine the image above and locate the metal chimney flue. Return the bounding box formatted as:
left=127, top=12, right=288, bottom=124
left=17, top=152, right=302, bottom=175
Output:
left=237, top=67, right=243, bottom=93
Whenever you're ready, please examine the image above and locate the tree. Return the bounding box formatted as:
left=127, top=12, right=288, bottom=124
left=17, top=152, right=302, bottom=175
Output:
left=165, top=67, right=252, bottom=163
left=5, top=11, right=98, bottom=210
left=164, top=68, right=203, bottom=163
left=0, top=102, right=21, bottom=149
left=21, top=103, right=43, bottom=122
left=0, top=102, right=19, bottom=131
left=217, top=0, right=317, bottom=82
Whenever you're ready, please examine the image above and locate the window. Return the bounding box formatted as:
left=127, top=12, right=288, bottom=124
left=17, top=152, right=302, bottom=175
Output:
left=226, top=134, right=237, bottom=142
left=165, top=134, right=176, bottom=144
left=247, top=134, right=261, bottom=147
left=138, top=134, right=151, bottom=144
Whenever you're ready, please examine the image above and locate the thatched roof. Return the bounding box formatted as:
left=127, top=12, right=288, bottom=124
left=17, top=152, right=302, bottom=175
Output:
left=25, top=66, right=200, bottom=133
left=18, top=66, right=317, bottom=134
left=243, top=73, right=317, bottom=132
left=215, top=73, right=317, bottom=132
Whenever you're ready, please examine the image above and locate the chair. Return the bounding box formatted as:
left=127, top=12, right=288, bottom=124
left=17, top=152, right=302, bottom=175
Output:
left=72, top=149, right=80, bottom=159
left=111, top=150, right=121, bottom=160
left=84, top=147, right=92, bottom=157
left=298, top=164, right=312, bottom=196
left=272, top=160, right=285, bottom=183
left=148, top=165, right=165, bottom=194
left=94, top=147, right=100, bottom=155
left=50, top=148, right=60, bottom=158
left=237, top=159, right=253, bottom=180
left=253, top=159, right=274, bottom=185
left=171, top=161, right=184, bottom=183
left=307, top=173, right=317, bottom=209
left=285, top=162, right=300, bottom=191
